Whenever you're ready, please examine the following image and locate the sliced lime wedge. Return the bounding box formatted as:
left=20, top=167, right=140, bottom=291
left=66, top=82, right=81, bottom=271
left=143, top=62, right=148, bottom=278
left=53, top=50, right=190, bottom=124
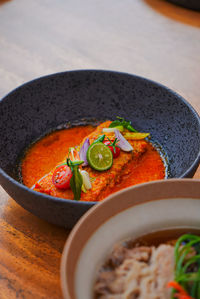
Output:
left=87, top=142, right=113, bottom=171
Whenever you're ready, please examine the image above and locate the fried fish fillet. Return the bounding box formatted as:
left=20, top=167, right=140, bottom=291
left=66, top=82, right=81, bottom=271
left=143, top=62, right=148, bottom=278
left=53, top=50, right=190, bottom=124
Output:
left=34, top=121, right=147, bottom=201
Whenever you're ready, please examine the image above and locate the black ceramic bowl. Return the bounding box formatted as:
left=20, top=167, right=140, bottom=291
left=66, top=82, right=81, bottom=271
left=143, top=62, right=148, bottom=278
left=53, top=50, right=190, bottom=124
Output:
left=0, top=70, right=200, bottom=228
left=165, top=0, right=200, bottom=11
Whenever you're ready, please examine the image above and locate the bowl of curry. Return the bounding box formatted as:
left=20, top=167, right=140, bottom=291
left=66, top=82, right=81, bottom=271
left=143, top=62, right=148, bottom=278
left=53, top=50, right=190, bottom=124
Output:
left=0, top=70, right=199, bottom=228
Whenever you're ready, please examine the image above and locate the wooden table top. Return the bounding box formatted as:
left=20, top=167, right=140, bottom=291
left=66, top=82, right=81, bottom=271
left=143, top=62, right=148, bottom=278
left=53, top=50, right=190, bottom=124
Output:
left=0, top=0, right=199, bottom=298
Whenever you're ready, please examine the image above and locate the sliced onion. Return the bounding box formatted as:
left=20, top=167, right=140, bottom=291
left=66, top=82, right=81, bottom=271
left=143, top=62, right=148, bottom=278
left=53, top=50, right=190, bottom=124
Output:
left=79, top=138, right=90, bottom=166
left=114, top=129, right=133, bottom=152
left=80, top=170, right=92, bottom=190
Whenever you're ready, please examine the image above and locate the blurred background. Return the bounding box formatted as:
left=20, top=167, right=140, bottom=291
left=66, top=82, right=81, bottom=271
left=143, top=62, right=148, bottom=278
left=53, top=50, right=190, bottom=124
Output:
left=0, top=0, right=200, bottom=112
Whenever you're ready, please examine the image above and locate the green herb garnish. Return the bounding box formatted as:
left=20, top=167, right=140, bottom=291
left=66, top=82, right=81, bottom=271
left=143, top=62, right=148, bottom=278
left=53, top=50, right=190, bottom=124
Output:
left=109, top=116, right=138, bottom=132
left=67, top=158, right=84, bottom=201
left=172, top=234, right=200, bottom=299
left=92, top=134, right=105, bottom=144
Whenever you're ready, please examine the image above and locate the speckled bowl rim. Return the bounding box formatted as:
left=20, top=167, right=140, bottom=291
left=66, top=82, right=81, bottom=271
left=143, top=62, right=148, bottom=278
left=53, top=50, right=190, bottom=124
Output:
left=0, top=69, right=200, bottom=206
left=60, top=178, right=200, bottom=299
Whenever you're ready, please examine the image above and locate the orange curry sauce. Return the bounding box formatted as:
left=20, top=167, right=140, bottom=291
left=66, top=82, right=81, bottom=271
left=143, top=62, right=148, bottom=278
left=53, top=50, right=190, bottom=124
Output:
left=22, top=125, right=166, bottom=200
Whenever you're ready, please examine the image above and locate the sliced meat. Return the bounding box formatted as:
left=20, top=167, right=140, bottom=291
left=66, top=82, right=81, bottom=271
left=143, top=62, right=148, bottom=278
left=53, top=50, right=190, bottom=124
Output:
left=94, top=244, right=174, bottom=299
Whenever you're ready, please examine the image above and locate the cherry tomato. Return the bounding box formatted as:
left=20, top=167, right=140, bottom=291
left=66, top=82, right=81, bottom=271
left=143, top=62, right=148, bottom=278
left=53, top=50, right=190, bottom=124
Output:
left=52, top=165, right=72, bottom=189
left=103, top=140, right=120, bottom=158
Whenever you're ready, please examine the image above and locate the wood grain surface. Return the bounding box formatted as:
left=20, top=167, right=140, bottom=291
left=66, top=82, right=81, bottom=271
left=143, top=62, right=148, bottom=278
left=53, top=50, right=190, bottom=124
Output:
left=0, top=0, right=199, bottom=298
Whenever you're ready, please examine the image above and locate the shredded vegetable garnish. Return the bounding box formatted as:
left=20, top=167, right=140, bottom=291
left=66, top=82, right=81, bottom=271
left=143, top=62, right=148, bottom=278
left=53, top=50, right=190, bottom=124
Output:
left=68, top=147, right=80, bottom=161
left=170, top=234, right=200, bottom=299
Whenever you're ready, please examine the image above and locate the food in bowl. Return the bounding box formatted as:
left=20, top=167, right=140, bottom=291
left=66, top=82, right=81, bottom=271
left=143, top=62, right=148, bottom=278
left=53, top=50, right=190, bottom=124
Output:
left=60, top=179, right=200, bottom=296
left=21, top=117, right=167, bottom=201
left=93, top=229, right=200, bottom=299
left=1, top=70, right=199, bottom=228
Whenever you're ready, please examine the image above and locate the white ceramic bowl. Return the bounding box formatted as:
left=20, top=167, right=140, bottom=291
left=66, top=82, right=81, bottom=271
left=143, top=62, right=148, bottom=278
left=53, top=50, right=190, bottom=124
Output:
left=60, top=179, right=200, bottom=299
